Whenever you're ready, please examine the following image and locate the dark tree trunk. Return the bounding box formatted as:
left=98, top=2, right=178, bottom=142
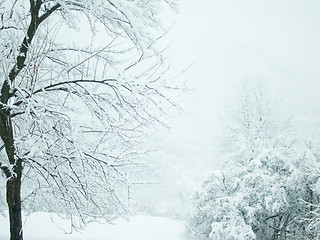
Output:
left=0, top=2, right=61, bottom=240
left=0, top=111, right=23, bottom=240
left=6, top=172, right=23, bottom=240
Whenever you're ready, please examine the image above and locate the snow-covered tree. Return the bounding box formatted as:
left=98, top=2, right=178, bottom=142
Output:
left=0, top=1, right=178, bottom=239
left=186, top=82, right=309, bottom=240
left=298, top=136, right=320, bottom=239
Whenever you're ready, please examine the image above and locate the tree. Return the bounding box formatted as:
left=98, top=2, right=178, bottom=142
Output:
left=186, top=82, right=309, bottom=240
left=0, top=1, right=178, bottom=239
left=299, top=137, right=320, bottom=239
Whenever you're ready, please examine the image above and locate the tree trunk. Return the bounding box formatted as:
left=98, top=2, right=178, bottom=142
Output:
left=0, top=111, right=23, bottom=240
left=6, top=171, right=23, bottom=240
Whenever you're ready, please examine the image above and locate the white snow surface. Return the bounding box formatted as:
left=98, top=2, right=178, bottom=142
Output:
left=0, top=213, right=184, bottom=240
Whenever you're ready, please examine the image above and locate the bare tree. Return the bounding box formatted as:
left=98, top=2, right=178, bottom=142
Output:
left=0, top=0, right=178, bottom=239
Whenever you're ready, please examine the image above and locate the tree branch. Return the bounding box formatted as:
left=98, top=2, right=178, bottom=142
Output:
left=0, top=161, right=11, bottom=178
left=38, top=4, right=61, bottom=24
left=5, top=2, right=60, bottom=96
left=33, top=79, right=117, bottom=95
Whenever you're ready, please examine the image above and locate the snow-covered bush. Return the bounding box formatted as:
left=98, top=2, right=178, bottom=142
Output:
left=298, top=137, right=320, bottom=239
left=186, top=82, right=311, bottom=239
left=186, top=139, right=308, bottom=239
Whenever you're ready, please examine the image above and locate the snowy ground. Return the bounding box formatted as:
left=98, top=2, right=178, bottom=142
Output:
left=0, top=213, right=185, bottom=240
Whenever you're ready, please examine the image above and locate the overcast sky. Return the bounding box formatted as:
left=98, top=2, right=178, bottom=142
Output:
left=160, top=0, right=320, bottom=167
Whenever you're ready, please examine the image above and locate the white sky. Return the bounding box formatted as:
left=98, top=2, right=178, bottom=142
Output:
left=163, top=0, right=320, bottom=167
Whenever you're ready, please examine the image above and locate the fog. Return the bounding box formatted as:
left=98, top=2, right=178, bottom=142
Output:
left=167, top=0, right=320, bottom=158
left=136, top=0, right=320, bottom=218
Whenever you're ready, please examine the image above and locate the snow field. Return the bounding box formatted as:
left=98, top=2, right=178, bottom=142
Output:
left=0, top=213, right=185, bottom=240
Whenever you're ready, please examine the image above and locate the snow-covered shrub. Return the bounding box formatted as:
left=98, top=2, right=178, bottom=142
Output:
left=185, top=82, right=311, bottom=239
left=299, top=137, right=320, bottom=239
left=186, top=138, right=308, bottom=239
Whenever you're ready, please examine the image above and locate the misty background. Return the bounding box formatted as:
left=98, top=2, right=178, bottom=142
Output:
left=132, top=0, right=320, bottom=218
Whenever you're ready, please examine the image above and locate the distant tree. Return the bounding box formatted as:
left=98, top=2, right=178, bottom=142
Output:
left=0, top=1, right=178, bottom=239
left=299, top=137, right=320, bottom=239
left=186, top=82, right=310, bottom=240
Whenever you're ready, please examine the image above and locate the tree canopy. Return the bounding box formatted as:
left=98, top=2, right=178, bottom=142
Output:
left=0, top=0, right=179, bottom=239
